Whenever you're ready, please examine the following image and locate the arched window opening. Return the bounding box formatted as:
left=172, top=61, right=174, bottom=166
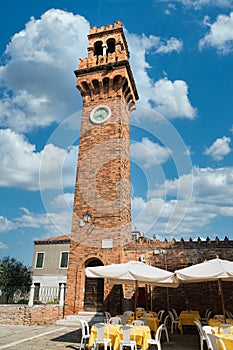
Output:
left=92, top=79, right=100, bottom=94
left=103, top=77, right=109, bottom=94
left=124, top=87, right=131, bottom=101
left=81, top=81, right=91, bottom=95
left=112, top=75, right=121, bottom=91
left=126, top=94, right=133, bottom=104
left=107, top=38, right=116, bottom=54
left=122, top=80, right=129, bottom=94
left=94, top=41, right=103, bottom=56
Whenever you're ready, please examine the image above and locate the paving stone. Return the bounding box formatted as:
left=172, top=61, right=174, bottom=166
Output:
left=0, top=325, right=200, bottom=350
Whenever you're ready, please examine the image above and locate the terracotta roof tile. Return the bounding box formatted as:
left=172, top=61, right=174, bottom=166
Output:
left=34, top=234, right=71, bottom=245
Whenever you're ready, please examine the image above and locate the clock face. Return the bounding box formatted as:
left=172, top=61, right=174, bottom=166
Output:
left=90, top=105, right=111, bottom=124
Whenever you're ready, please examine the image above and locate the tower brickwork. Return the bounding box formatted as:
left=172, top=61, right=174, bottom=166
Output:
left=65, top=21, right=138, bottom=314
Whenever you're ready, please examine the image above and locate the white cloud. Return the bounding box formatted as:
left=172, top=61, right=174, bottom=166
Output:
left=204, top=136, right=231, bottom=160
left=131, top=137, right=171, bottom=168
left=162, top=0, right=233, bottom=9
left=0, top=9, right=89, bottom=132
left=3, top=164, right=233, bottom=240
left=10, top=207, right=72, bottom=236
left=165, top=3, right=177, bottom=15
left=0, top=216, right=16, bottom=233
left=155, top=37, right=183, bottom=54
left=0, top=242, right=9, bottom=250
left=152, top=78, right=196, bottom=119
left=127, top=33, right=196, bottom=119
left=0, top=9, right=195, bottom=134
left=0, top=129, right=77, bottom=190
left=199, top=12, right=233, bottom=54
left=51, top=193, right=74, bottom=210
left=132, top=166, right=233, bottom=237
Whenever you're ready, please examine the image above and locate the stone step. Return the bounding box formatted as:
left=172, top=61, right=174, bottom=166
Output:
left=56, top=311, right=105, bottom=327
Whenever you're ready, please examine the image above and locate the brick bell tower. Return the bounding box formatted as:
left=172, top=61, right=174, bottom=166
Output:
left=65, top=21, right=138, bottom=315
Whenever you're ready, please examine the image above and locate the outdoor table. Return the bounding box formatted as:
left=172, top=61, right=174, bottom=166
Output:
left=88, top=323, right=151, bottom=350
left=139, top=316, right=160, bottom=333
left=212, top=326, right=233, bottom=350
left=135, top=310, right=158, bottom=318
left=208, top=318, right=233, bottom=327
left=178, top=310, right=201, bottom=333
left=114, top=324, right=151, bottom=350
left=129, top=313, right=159, bottom=333
left=88, top=323, right=121, bottom=349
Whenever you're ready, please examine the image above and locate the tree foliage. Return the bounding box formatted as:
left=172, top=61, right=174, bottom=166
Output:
left=0, top=256, right=31, bottom=303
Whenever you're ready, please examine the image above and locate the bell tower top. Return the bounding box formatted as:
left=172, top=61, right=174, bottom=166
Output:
left=78, top=20, right=129, bottom=68
left=75, top=20, right=138, bottom=109
left=87, top=20, right=129, bottom=65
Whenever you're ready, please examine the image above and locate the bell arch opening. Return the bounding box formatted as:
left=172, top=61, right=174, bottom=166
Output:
left=94, top=41, right=103, bottom=56
left=107, top=38, right=116, bottom=54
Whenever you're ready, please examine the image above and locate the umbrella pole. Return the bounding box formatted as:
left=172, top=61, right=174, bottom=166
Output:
left=134, top=281, right=138, bottom=319
left=145, top=284, right=148, bottom=311
left=218, top=279, right=226, bottom=323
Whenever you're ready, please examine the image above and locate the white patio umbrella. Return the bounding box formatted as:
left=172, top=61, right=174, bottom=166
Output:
left=86, top=260, right=177, bottom=286
left=175, top=257, right=233, bottom=322
left=85, top=260, right=178, bottom=316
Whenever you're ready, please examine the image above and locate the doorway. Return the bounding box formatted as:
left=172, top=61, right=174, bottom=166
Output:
left=84, top=259, right=104, bottom=312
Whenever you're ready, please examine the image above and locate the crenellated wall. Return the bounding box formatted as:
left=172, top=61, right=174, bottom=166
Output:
left=66, top=235, right=233, bottom=317
left=119, top=236, right=233, bottom=316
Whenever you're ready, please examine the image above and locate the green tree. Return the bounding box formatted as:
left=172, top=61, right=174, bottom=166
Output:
left=0, top=256, right=31, bottom=303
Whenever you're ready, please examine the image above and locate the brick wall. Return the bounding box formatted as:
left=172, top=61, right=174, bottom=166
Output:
left=0, top=305, right=63, bottom=325
left=64, top=236, right=233, bottom=317
left=120, top=237, right=233, bottom=317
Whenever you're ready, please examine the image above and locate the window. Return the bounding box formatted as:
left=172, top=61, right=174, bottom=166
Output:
left=60, top=252, right=69, bottom=268
left=94, top=41, right=103, bottom=56
left=35, top=252, right=44, bottom=268
left=107, top=38, right=115, bottom=54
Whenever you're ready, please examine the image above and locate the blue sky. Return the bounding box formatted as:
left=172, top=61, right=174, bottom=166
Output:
left=1, top=0, right=233, bottom=266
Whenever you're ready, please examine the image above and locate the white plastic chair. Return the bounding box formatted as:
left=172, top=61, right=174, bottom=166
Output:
left=157, top=310, right=165, bottom=321
left=139, top=318, right=148, bottom=326
left=162, top=314, right=170, bottom=342
left=147, top=324, right=164, bottom=350
left=168, top=310, right=179, bottom=334
left=109, top=316, right=122, bottom=325
left=93, top=323, right=112, bottom=350
left=143, top=313, right=153, bottom=318
left=170, top=308, right=178, bottom=320
left=132, top=319, right=144, bottom=326
left=194, top=319, right=207, bottom=350
left=204, top=308, right=211, bottom=319
left=136, top=307, right=145, bottom=312
left=120, top=325, right=137, bottom=350
left=105, top=311, right=111, bottom=324
left=218, top=324, right=233, bottom=334
left=200, top=308, right=210, bottom=325
left=206, top=333, right=227, bottom=350
left=214, top=314, right=225, bottom=322
left=226, top=310, right=233, bottom=319
left=202, top=325, right=215, bottom=335
left=79, top=319, right=90, bottom=350
left=119, top=315, right=127, bottom=325
left=124, top=311, right=134, bottom=318
left=202, top=325, right=216, bottom=350
left=206, top=310, right=214, bottom=321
